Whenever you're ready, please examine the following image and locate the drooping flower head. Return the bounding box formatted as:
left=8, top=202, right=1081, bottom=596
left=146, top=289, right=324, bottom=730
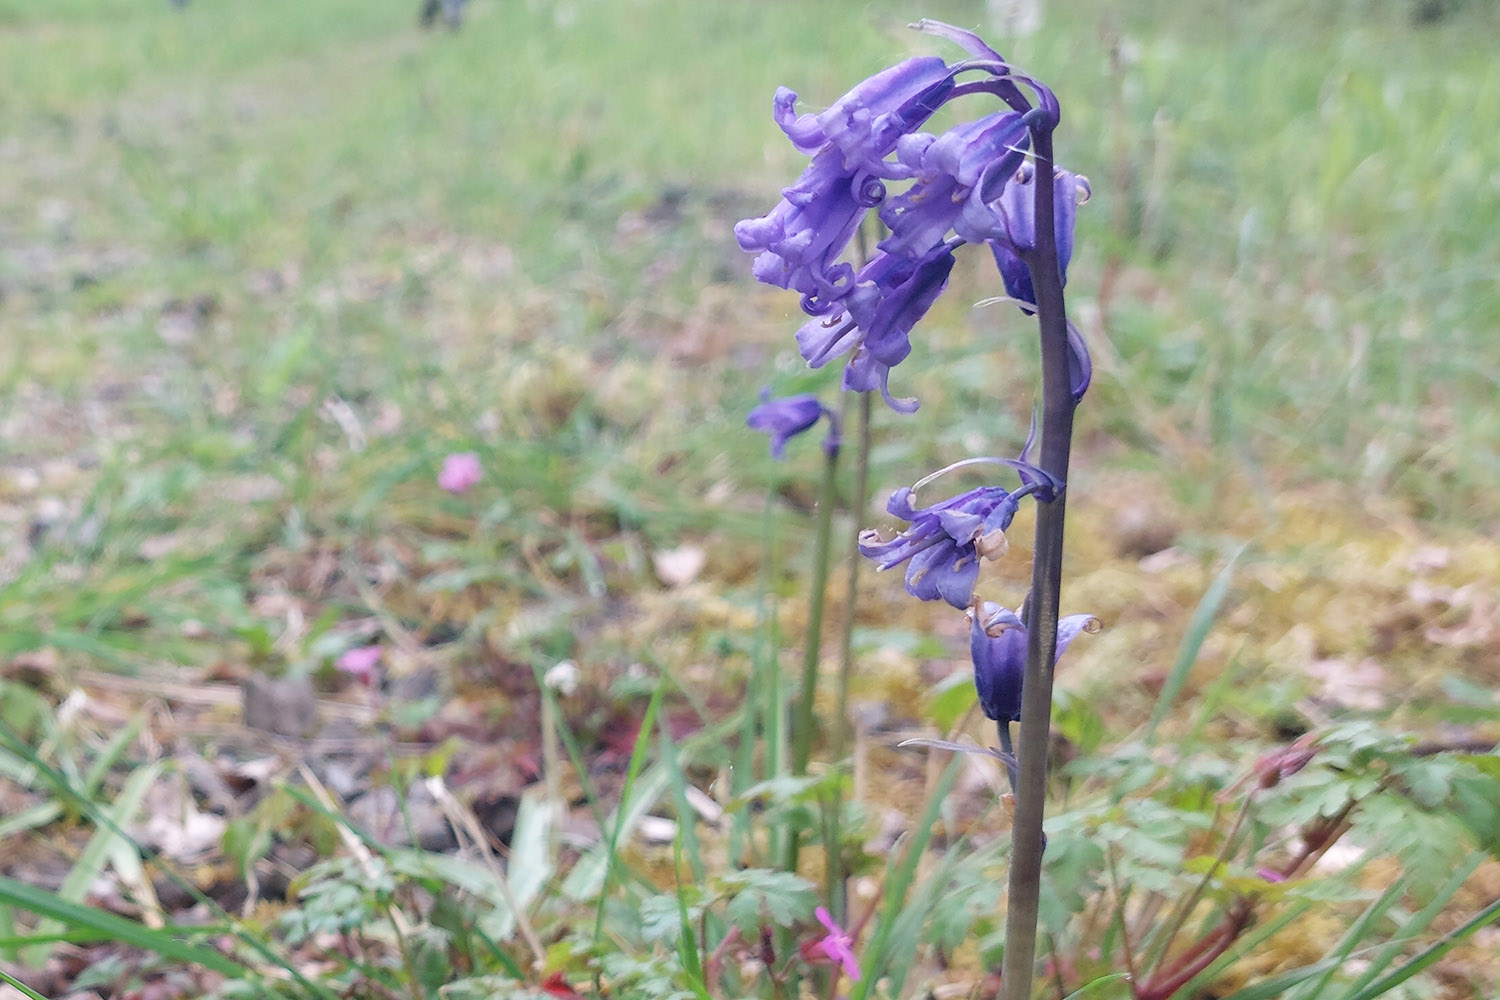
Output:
left=858, top=455, right=1060, bottom=610
left=734, top=58, right=957, bottom=307
left=746, top=390, right=839, bottom=459
left=969, top=600, right=1098, bottom=721
left=736, top=21, right=1093, bottom=411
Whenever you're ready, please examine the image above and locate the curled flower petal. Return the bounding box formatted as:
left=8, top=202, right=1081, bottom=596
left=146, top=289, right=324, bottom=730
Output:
left=734, top=150, right=866, bottom=301
left=841, top=349, right=917, bottom=413
left=912, top=18, right=1006, bottom=63
left=773, top=58, right=952, bottom=167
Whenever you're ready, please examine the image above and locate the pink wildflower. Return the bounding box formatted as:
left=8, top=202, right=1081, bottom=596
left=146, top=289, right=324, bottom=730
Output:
left=438, top=452, right=482, bottom=494
left=813, top=906, right=861, bottom=981
left=336, top=644, right=382, bottom=683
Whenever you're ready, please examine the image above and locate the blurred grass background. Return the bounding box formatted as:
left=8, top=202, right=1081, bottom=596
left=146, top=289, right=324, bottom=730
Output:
left=1, top=0, right=1497, bottom=724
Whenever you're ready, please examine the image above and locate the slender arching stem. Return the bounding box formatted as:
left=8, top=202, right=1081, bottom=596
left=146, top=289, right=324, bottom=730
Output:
left=999, top=124, right=1078, bottom=1000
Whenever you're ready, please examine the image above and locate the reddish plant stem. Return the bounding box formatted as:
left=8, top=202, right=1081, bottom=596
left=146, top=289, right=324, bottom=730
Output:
left=1134, top=798, right=1359, bottom=999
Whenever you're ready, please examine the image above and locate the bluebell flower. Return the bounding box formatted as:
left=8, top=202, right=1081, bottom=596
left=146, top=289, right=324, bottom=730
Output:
left=736, top=148, right=868, bottom=305
left=878, top=112, right=1030, bottom=259
left=771, top=58, right=955, bottom=173
left=794, top=245, right=956, bottom=413
left=984, top=162, right=1091, bottom=310
left=737, top=20, right=1092, bottom=411
left=746, top=391, right=838, bottom=459
left=857, top=457, right=1059, bottom=609
left=736, top=60, right=956, bottom=309
left=970, top=600, right=1098, bottom=721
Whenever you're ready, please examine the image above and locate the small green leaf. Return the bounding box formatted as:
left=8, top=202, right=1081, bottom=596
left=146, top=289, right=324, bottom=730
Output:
left=925, top=671, right=977, bottom=731
left=719, top=869, right=815, bottom=933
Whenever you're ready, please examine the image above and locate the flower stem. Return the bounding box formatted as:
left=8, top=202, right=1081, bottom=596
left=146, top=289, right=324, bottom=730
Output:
left=785, top=443, right=841, bottom=882
left=826, top=389, right=872, bottom=924
left=999, top=125, right=1077, bottom=1000
left=835, top=390, right=872, bottom=760
left=792, top=445, right=840, bottom=777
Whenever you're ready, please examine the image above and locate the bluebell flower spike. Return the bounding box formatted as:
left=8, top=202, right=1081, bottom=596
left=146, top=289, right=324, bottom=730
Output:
left=737, top=21, right=1090, bottom=415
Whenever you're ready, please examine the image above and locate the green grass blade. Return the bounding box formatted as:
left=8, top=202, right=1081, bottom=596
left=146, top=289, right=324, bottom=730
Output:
left=849, top=752, right=964, bottom=1000
left=1343, top=893, right=1500, bottom=1000
left=0, top=875, right=245, bottom=978
left=592, top=672, right=668, bottom=944
left=0, top=901, right=14, bottom=963
left=1285, top=875, right=1411, bottom=1000
left=26, top=761, right=160, bottom=966
left=0, top=801, right=63, bottom=840
left=1219, top=956, right=1357, bottom=1000
left=659, top=718, right=706, bottom=884
left=559, top=764, right=671, bottom=902
left=1335, top=850, right=1485, bottom=1000
left=1144, top=543, right=1247, bottom=744
left=0, top=720, right=335, bottom=998
left=1338, top=854, right=1499, bottom=1000
left=673, top=842, right=713, bottom=1000
left=0, top=967, right=51, bottom=1000
left=1061, top=973, right=1130, bottom=999
left=82, top=713, right=146, bottom=797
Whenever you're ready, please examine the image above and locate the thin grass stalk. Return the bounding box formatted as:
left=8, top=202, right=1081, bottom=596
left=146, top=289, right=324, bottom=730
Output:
left=0, top=967, right=49, bottom=1000
left=540, top=682, right=562, bottom=864
left=591, top=675, right=668, bottom=946
left=848, top=753, right=965, bottom=1000
left=1342, top=894, right=1500, bottom=1000
left=1000, top=124, right=1077, bottom=1000
left=733, top=489, right=779, bottom=869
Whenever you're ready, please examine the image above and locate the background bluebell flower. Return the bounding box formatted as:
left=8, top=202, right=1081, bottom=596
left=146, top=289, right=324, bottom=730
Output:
left=970, top=600, right=1098, bottom=721
left=746, top=391, right=836, bottom=459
